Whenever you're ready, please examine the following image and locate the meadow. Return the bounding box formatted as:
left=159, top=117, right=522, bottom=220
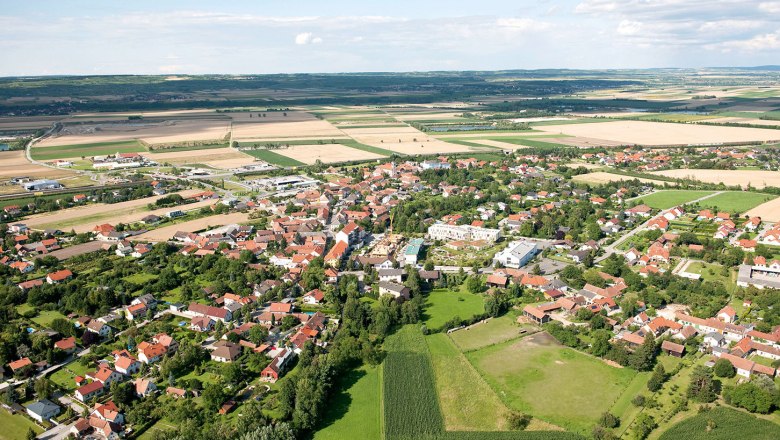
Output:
left=243, top=149, right=306, bottom=167
left=466, top=332, right=637, bottom=434
left=633, top=190, right=715, bottom=210
left=422, top=288, right=485, bottom=330
left=448, top=313, right=528, bottom=352
left=0, top=409, right=43, bottom=440
left=31, top=140, right=147, bottom=160
left=314, top=366, right=382, bottom=440
left=697, top=191, right=777, bottom=213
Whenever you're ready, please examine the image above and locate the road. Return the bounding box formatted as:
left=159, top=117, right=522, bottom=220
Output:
left=596, top=191, right=724, bottom=263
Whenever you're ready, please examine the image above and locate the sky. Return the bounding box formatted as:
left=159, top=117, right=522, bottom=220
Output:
left=1, top=0, right=780, bottom=75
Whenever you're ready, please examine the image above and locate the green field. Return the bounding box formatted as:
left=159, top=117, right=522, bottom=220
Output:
left=32, top=310, right=69, bottom=327
left=448, top=313, right=528, bottom=352
left=427, top=333, right=510, bottom=431
left=659, top=407, right=780, bottom=440
left=467, top=332, right=637, bottom=434
left=338, top=139, right=399, bottom=157
left=697, top=191, right=776, bottom=213
left=123, top=272, right=159, bottom=284
left=0, top=409, right=43, bottom=440
left=423, top=288, right=485, bottom=329
left=31, top=140, right=147, bottom=160
left=242, top=149, right=306, bottom=167
left=634, top=190, right=716, bottom=210
left=147, top=142, right=229, bottom=153
left=49, top=360, right=92, bottom=391
left=314, top=366, right=381, bottom=440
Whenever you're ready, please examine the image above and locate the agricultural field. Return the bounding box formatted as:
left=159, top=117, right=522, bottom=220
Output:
left=0, top=150, right=76, bottom=180
left=243, top=149, right=306, bottom=167
left=31, top=140, right=147, bottom=161
left=260, top=143, right=385, bottom=165
left=340, top=125, right=474, bottom=155
left=535, top=120, right=780, bottom=146
left=448, top=312, right=528, bottom=352
left=422, top=288, right=485, bottom=329
left=697, top=191, right=777, bottom=214
left=650, top=169, right=780, bottom=189
left=35, top=119, right=230, bottom=148
left=632, top=190, right=716, bottom=210
left=131, top=212, right=251, bottom=242
left=658, top=407, right=780, bottom=440
left=314, top=366, right=381, bottom=440
left=571, top=171, right=671, bottom=186
left=466, top=332, right=637, bottom=434
left=747, top=196, right=780, bottom=222
left=144, top=147, right=256, bottom=169
left=232, top=117, right=344, bottom=140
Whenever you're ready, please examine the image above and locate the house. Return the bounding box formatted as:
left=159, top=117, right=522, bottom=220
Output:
left=166, top=387, right=187, bottom=399
left=522, top=305, right=550, bottom=324
left=717, top=305, right=736, bottom=323
left=661, top=340, right=685, bottom=358
left=54, top=336, right=77, bottom=354
left=47, top=269, right=73, bottom=284
left=303, top=289, right=325, bottom=305
left=134, top=378, right=157, bottom=397
left=93, top=401, right=124, bottom=425
left=26, top=399, right=61, bottom=422
left=378, top=281, right=410, bottom=299
left=492, top=241, right=538, bottom=268
left=137, top=341, right=167, bottom=364
left=211, top=341, right=242, bottom=363
left=704, top=332, right=726, bottom=348
left=187, top=302, right=232, bottom=322
left=378, top=269, right=405, bottom=283
left=269, top=302, right=293, bottom=314
left=486, top=274, right=509, bottom=288
left=126, top=303, right=148, bottom=321
left=87, top=320, right=111, bottom=337
left=261, top=349, right=294, bottom=382
left=190, top=316, right=215, bottom=332
left=115, top=356, right=141, bottom=375
left=88, top=366, right=124, bottom=386
left=75, top=381, right=105, bottom=402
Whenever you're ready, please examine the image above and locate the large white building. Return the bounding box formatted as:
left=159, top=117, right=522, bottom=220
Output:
left=493, top=241, right=539, bottom=268
left=427, top=223, right=501, bottom=243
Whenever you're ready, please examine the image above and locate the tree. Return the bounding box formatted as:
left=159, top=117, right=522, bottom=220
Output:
left=202, top=383, right=227, bottom=412
left=424, top=260, right=434, bottom=271
left=25, top=428, right=36, bottom=440
left=507, top=411, right=532, bottom=430
left=647, top=363, right=667, bottom=392
left=591, top=330, right=612, bottom=357
left=238, top=423, right=296, bottom=440
left=629, top=333, right=656, bottom=371
left=598, top=411, right=619, bottom=428
left=713, top=358, right=736, bottom=378
left=465, top=275, right=485, bottom=294
left=632, top=414, right=656, bottom=440
left=34, top=377, right=53, bottom=400
left=687, top=366, right=717, bottom=403
left=248, top=325, right=269, bottom=345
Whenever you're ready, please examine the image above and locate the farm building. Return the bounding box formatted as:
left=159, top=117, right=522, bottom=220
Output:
left=22, top=179, right=63, bottom=191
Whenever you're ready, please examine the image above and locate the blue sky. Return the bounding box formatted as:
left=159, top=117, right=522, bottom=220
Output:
left=1, top=0, right=779, bottom=75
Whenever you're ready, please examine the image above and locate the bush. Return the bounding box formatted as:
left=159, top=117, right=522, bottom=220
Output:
left=713, top=358, right=736, bottom=378
left=632, top=395, right=646, bottom=407
left=507, top=411, right=532, bottom=430
left=598, top=411, right=619, bottom=428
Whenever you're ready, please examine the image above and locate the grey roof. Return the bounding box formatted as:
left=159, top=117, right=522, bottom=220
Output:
left=26, top=399, right=60, bottom=417
left=378, top=269, right=405, bottom=277
left=379, top=281, right=408, bottom=293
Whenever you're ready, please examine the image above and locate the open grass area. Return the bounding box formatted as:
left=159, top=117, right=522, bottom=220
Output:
left=466, top=332, right=637, bottom=434
left=123, top=272, right=159, bottom=284
left=31, top=140, right=146, bottom=160
left=427, top=333, right=510, bottom=431
left=49, top=360, right=92, bottom=391
left=0, top=409, right=43, bottom=440
left=423, top=288, right=485, bottom=329
left=32, top=310, right=68, bottom=327
left=448, top=312, right=528, bottom=352
left=338, top=139, right=400, bottom=157
left=658, top=407, right=780, bottom=440
left=137, top=418, right=180, bottom=440
left=243, top=148, right=305, bottom=167
left=314, top=365, right=381, bottom=440
left=697, top=191, right=777, bottom=213
left=633, top=190, right=716, bottom=210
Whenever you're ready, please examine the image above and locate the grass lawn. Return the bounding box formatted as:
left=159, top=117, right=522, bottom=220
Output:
left=634, top=190, right=716, bottom=210
left=314, top=365, right=381, bottom=440
left=49, top=360, right=96, bottom=391
left=32, top=310, right=68, bottom=327
left=698, top=191, right=777, bottom=214
left=243, top=149, right=305, bottom=167
left=423, top=288, right=485, bottom=329
left=658, top=407, right=780, bottom=440
left=466, top=332, right=637, bottom=434
left=137, top=418, right=180, bottom=440
left=448, top=312, right=529, bottom=352
left=123, top=272, right=159, bottom=284
left=0, top=409, right=43, bottom=440
left=31, top=140, right=146, bottom=160
left=685, top=262, right=736, bottom=294
left=426, top=333, right=511, bottom=431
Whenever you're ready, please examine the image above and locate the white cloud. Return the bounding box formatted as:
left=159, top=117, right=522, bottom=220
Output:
left=295, top=32, right=322, bottom=45
left=617, top=20, right=642, bottom=36
left=495, top=18, right=551, bottom=32
left=759, top=2, right=780, bottom=13
left=714, top=31, right=780, bottom=51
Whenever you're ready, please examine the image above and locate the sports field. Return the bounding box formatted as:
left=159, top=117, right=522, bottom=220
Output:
left=466, top=332, right=637, bottom=434
left=314, top=366, right=381, bottom=440
left=633, top=190, right=715, bottom=209
left=422, top=288, right=485, bottom=329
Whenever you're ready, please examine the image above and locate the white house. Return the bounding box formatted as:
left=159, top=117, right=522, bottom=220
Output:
left=26, top=399, right=61, bottom=422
